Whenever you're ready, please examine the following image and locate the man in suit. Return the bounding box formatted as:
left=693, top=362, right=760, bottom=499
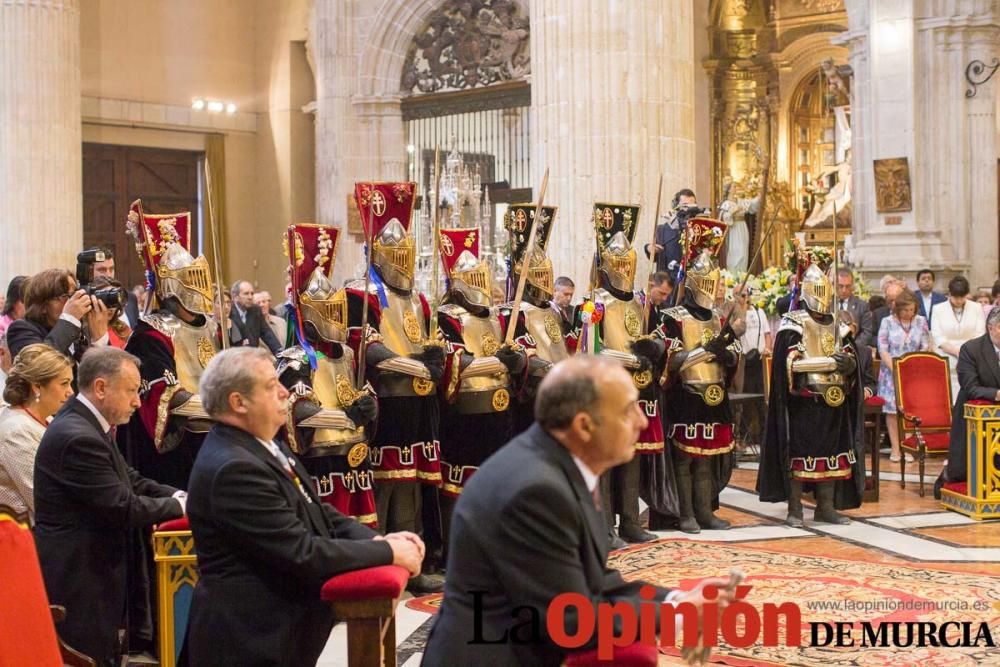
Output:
left=254, top=289, right=286, bottom=345
left=643, top=189, right=706, bottom=278
left=916, top=268, right=947, bottom=326
left=836, top=268, right=873, bottom=348
left=34, top=347, right=185, bottom=665
left=550, top=275, right=575, bottom=333
left=422, top=357, right=733, bottom=666
left=186, top=347, right=423, bottom=666
left=228, top=280, right=283, bottom=354
left=93, top=246, right=141, bottom=328
left=940, top=309, right=1000, bottom=490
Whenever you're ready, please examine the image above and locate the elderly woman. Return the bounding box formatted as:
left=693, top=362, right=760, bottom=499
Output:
left=931, top=275, right=985, bottom=398
left=0, top=344, right=74, bottom=520
left=6, top=268, right=114, bottom=361
left=878, top=289, right=932, bottom=463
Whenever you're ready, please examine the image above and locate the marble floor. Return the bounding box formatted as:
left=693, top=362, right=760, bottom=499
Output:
left=316, top=456, right=1000, bottom=667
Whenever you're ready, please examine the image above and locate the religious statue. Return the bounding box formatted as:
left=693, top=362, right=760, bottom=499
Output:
left=719, top=179, right=760, bottom=274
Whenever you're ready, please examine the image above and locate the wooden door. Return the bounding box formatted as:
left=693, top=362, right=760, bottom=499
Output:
left=82, top=144, right=202, bottom=290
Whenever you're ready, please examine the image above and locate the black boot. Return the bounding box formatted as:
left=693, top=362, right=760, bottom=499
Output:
left=693, top=459, right=730, bottom=530
left=813, top=481, right=850, bottom=524
left=674, top=458, right=700, bottom=534
left=785, top=478, right=804, bottom=527
left=618, top=457, right=656, bottom=543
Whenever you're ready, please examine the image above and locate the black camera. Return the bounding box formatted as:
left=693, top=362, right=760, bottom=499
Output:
left=674, top=204, right=710, bottom=229
left=76, top=248, right=127, bottom=310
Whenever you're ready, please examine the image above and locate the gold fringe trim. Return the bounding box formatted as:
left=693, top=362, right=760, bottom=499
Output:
left=352, top=512, right=379, bottom=525
left=442, top=482, right=464, bottom=496
left=156, top=385, right=183, bottom=451
left=672, top=441, right=735, bottom=456
left=635, top=440, right=664, bottom=451
left=372, top=469, right=418, bottom=480
left=416, top=470, right=443, bottom=483
left=790, top=470, right=853, bottom=480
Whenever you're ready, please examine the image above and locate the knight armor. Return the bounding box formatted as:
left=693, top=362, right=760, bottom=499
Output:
left=666, top=305, right=726, bottom=407
left=787, top=311, right=849, bottom=407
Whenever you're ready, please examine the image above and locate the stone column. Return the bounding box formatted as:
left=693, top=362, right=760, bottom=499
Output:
left=0, top=0, right=82, bottom=285
left=530, top=0, right=697, bottom=289
left=312, top=0, right=407, bottom=286
left=843, top=0, right=999, bottom=288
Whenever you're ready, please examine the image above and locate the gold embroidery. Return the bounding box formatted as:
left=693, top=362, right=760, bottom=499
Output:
left=335, top=375, right=360, bottom=405
left=481, top=332, right=501, bottom=357
left=824, top=386, right=845, bottom=407
left=403, top=310, right=422, bottom=344
left=197, top=337, right=215, bottom=368
left=633, top=369, right=652, bottom=389
left=704, top=385, right=725, bottom=406
left=543, top=314, right=562, bottom=342
left=155, top=385, right=183, bottom=452
left=492, top=388, right=510, bottom=412
left=624, top=310, right=641, bottom=338
left=413, top=377, right=435, bottom=396
left=347, top=443, right=369, bottom=468
left=672, top=440, right=736, bottom=456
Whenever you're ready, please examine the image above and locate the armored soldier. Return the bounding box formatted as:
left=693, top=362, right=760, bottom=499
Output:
left=436, top=227, right=527, bottom=529
left=758, top=251, right=865, bottom=526
left=496, top=203, right=567, bottom=434
left=121, top=200, right=218, bottom=490
left=572, top=203, right=665, bottom=545
left=278, top=223, right=378, bottom=526
left=346, top=182, right=444, bottom=593
left=660, top=217, right=739, bottom=533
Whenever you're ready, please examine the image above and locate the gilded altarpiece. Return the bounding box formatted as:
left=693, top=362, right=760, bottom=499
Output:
left=706, top=0, right=848, bottom=267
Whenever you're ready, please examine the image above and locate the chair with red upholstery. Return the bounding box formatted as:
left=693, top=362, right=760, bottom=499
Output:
left=893, top=352, right=952, bottom=496
left=0, top=505, right=95, bottom=667
left=321, top=564, right=410, bottom=667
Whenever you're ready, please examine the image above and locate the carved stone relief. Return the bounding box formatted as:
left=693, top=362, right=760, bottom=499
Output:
left=401, top=0, right=530, bottom=95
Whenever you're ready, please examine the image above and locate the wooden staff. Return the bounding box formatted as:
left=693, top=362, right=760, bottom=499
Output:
left=503, top=168, right=549, bottom=344
left=203, top=159, right=229, bottom=349
left=642, top=174, right=664, bottom=330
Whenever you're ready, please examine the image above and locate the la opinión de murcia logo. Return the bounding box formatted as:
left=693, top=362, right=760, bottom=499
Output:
left=467, top=586, right=997, bottom=660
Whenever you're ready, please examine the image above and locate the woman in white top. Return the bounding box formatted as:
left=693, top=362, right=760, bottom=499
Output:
left=930, top=275, right=986, bottom=399
left=0, top=344, right=73, bottom=520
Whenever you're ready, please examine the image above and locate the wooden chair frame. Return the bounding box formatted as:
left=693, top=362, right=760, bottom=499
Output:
left=892, top=352, right=952, bottom=496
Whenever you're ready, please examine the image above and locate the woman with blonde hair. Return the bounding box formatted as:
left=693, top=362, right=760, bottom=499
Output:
left=0, top=344, right=74, bottom=520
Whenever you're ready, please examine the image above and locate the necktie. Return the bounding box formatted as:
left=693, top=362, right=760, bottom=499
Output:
left=591, top=486, right=602, bottom=512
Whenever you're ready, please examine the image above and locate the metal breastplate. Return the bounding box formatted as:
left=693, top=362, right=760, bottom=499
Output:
left=310, top=352, right=365, bottom=446
left=167, top=316, right=219, bottom=394
left=594, top=289, right=644, bottom=352
left=378, top=290, right=428, bottom=356
left=798, top=315, right=847, bottom=404
left=456, top=309, right=507, bottom=395
left=522, top=303, right=568, bottom=363
left=670, top=306, right=725, bottom=405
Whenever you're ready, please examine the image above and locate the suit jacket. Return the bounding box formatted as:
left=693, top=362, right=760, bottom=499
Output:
left=422, top=424, right=671, bottom=667
left=229, top=305, right=282, bottom=354
left=6, top=316, right=82, bottom=359
left=946, top=334, right=1000, bottom=481
left=124, top=290, right=141, bottom=330
left=644, top=222, right=682, bottom=274
left=869, top=305, right=890, bottom=348
left=840, top=295, right=873, bottom=348
left=33, top=396, right=181, bottom=663
left=917, top=290, right=947, bottom=325
left=186, top=423, right=393, bottom=667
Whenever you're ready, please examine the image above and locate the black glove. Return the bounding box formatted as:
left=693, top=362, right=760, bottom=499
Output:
left=344, top=394, right=378, bottom=427
left=410, top=344, right=445, bottom=382
left=630, top=337, right=665, bottom=365
left=496, top=345, right=527, bottom=375
left=832, top=351, right=857, bottom=376
left=704, top=335, right=731, bottom=358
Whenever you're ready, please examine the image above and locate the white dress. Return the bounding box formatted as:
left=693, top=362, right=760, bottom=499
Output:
left=930, top=301, right=986, bottom=399
left=0, top=406, right=46, bottom=520
left=720, top=195, right=759, bottom=274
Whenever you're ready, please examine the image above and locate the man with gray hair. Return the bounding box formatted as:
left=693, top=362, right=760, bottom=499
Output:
left=228, top=280, right=282, bottom=353
left=423, top=356, right=734, bottom=666
left=34, top=346, right=185, bottom=665
left=185, top=347, right=423, bottom=666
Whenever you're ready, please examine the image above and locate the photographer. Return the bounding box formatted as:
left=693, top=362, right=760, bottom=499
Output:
left=7, top=269, right=114, bottom=362
left=644, top=188, right=709, bottom=280
left=91, top=246, right=141, bottom=327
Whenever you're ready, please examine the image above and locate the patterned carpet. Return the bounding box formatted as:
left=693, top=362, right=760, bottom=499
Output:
left=407, top=538, right=1000, bottom=666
